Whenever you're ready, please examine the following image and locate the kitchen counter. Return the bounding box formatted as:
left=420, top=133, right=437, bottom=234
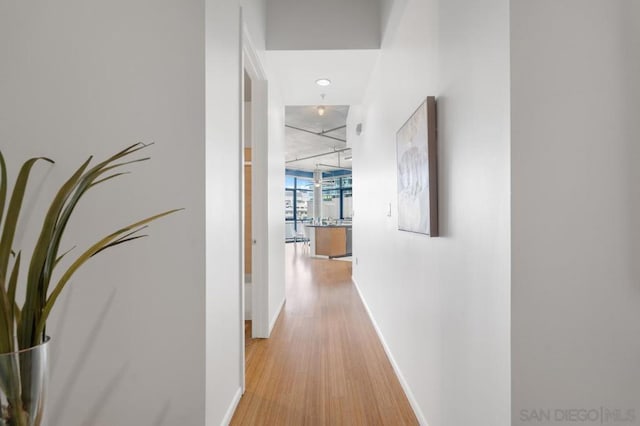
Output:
left=305, top=224, right=352, bottom=258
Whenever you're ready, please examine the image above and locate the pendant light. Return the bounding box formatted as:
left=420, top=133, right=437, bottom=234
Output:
left=317, top=94, right=326, bottom=117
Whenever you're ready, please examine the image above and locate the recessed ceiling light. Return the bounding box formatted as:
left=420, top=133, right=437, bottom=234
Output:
left=316, top=78, right=331, bottom=87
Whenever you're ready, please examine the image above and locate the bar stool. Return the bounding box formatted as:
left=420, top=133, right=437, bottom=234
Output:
left=295, top=227, right=310, bottom=250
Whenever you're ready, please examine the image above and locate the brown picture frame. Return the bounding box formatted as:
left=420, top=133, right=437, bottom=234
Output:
left=396, top=96, right=438, bottom=236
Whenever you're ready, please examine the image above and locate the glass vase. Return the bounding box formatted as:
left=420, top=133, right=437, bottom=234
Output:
left=0, top=338, right=49, bottom=426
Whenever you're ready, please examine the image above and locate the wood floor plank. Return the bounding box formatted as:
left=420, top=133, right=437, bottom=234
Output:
left=232, top=244, right=418, bottom=425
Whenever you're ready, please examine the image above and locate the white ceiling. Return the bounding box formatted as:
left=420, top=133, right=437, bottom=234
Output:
left=285, top=105, right=351, bottom=172
left=266, top=49, right=378, bottom=174
left=286, top=105, right=348, bottom=138
left=265, top=49, right=380, bottom=106
left=266, top=0, right=382, bottom=50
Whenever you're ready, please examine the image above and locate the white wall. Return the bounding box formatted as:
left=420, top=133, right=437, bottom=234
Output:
left=266, top=0, right=381, bottom=49
left=379, top=0, right=406, bottom=42
left=0, top=0, right=283, bottom=424
left=207, top=0, right=285, bottom=420
left=205, top=1, right=243, bottom=422
left=511, top=1, right=640, bottom=424
left=349, top=0, right=511, bottom=424
left=206, top=0, right=270, bottom=423
left=244, top=0, right=267, bottom=52
left=0, top=1, right=206, bottom=424
left=380, top=0, right=396, bottom=31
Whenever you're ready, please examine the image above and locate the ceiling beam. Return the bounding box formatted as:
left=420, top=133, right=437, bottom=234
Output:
left=316, top=163, right=352, bottom=171
left=286, top=147, right=352, bottom=164
left=285, top=124, right=346, bottom=143
left=320, top=125, right=347, bottom=135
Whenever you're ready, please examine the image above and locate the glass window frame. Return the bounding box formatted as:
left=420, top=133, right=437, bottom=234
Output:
left=285, top=175, right=315, bottom=233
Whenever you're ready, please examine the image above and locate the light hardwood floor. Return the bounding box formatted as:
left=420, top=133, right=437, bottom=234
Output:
left=232, top=243, right=418, bottom=425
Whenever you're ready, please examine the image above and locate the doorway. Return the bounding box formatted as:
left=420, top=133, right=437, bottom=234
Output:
left=284, top=105, right=353, bottom=261
left=240, top=30, right=271, bottom=393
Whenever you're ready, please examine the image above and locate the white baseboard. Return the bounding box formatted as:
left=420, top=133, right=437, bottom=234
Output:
left=269, top=297, right=286, bottom=334
left=220, top=387, right=242, bottom=426
left=352, top=276, right=429, bottom=426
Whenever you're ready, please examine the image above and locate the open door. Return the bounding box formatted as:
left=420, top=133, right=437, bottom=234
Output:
left=242, top=70, right=254, bottom=391
left=247, top=76, right=269, bottom=339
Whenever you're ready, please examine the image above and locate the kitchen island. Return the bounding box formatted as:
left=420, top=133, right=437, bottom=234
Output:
left=305, top=224, right=352, bottom=258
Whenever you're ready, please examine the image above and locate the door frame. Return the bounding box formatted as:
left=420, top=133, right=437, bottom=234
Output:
left=240, top=13, right=270, bottom=393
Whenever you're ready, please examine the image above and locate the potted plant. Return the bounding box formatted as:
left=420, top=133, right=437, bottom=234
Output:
left=0, top=143, right=179, bottom=426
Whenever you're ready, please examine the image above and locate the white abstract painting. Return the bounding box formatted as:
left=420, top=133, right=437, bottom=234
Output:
left=397, top=101, right=430, bottom=234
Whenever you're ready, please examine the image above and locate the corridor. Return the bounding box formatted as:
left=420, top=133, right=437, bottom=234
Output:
left=231, top=244, right=418, bottom=425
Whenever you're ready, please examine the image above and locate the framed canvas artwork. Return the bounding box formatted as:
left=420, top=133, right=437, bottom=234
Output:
left=396, top=96, right=438, bottom=236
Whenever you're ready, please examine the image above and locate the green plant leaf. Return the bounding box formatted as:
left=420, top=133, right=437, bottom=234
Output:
left=8, top=252, right=20, bottom=318
left=0, top=274, right=17, bottom=354
left=0, top=152, right=6, bottom=240
left=91, top=227, right=149, bottom=257
left=42, top=145, right=150, bottom=277
left=39, top=150, right=151, bottom=301
left=22, top=143, right=152, bottom=348
left=12, top=301, right=21, bottom=327
left=53, top=246, right=76, bottom=269
left=0, top=157, right=53, bottom=290
left=35, top=208, right=182, bottom=338
left=88, top=172, right=130, bottom=188
left=92, top=235, right=148, bottom=257
left=20, top=157, right=91, bottom=349
left=7, top=252, right=21, bottom=347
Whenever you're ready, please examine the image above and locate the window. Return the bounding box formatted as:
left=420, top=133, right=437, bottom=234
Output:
left=322, top=189, right=340, bottom=219
left=343, top=189, right=353, bottom=219
left=321, top=174, right=352, bottom=221
left=285, top=174, right=315, bottom=241
left=286, top=172, right=353, bottom=239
